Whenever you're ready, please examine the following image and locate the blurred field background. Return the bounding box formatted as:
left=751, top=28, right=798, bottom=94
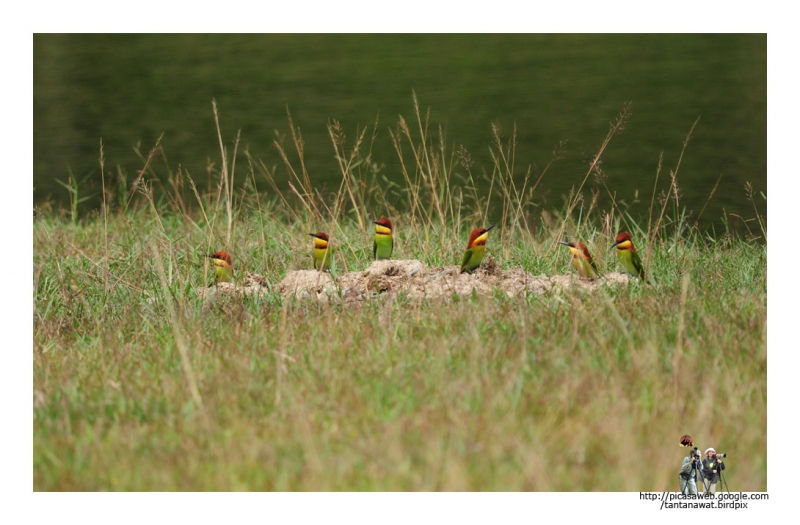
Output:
left=33, top=34, right=766, bottom=236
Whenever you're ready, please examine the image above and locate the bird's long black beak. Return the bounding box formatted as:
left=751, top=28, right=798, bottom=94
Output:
left=485, top=224, right=497, bottom=232
left=559, top=241, right=571, bottom=247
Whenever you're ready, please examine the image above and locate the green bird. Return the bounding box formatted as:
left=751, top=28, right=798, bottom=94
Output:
left=460, top=225, right=496, bottom=274
left=610, top=231, right=646, bottom=280
left=373, top=217, right=394, bottom=260
left=309, top=232, right=332, bottom=272
left=205, top=250, right=233, bottom=284
left=559, top=240, right=600, bottom=279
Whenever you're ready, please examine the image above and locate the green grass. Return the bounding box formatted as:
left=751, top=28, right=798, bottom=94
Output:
left=33, top=102, right=766, bottom=491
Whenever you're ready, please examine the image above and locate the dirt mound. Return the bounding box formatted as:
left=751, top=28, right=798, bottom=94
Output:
left=278, top=269, right=337, bottom=300
left=198, top=262, right=635, bottom=303
left=275, top=260, right=634, bottom=303
left=199, top=271, right=271, bottom=299
left=550, top=272, right=633, bottom=290
left=549, top=271, right=633, bottom=291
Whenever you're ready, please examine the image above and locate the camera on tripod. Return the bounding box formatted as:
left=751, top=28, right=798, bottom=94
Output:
left=691, top=448, right=702, bottom=468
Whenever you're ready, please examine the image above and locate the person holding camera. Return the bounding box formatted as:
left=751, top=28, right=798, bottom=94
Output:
left=679, top=448, right=702, bottom=495
left=701, top=448, right=726, bottom=494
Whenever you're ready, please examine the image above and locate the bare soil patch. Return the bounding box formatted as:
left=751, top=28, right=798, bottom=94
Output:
left=269, top=259, right=634, bottom=303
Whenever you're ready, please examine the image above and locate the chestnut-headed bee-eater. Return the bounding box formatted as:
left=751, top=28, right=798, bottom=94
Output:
left=460, top=225, right=496, bottom=274
left=206, top=250, right=233, bottom=284
left=610, top=231, right=646, bottom=280
left=309, top=232, right=332, bottom=272
left=559, top=240, right=599, bottom=279
left=373, top=217, right=394, bottom=260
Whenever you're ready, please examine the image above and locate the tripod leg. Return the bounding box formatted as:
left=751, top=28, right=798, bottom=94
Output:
left=701, top=476, right=711, bottom=495
left=680, top=478, right=696, bottom=495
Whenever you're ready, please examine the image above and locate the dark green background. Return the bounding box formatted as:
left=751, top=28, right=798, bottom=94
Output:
left=33, top=34, right=766, bottom=233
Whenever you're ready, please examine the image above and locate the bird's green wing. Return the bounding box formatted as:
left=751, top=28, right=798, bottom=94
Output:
left=460, top=248, right=473, bottom=273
